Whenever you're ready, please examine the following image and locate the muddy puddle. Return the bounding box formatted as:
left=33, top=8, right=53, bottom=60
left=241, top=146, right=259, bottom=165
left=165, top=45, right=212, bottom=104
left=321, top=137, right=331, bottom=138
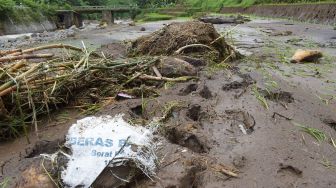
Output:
left=1, top=16, right=336, bottom=188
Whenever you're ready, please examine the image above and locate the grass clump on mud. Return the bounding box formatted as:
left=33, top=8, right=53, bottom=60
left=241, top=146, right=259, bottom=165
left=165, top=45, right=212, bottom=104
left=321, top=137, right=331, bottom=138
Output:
left=293, top=122, right=327, bottom=142
left=138, top=13, right=174, bottom=22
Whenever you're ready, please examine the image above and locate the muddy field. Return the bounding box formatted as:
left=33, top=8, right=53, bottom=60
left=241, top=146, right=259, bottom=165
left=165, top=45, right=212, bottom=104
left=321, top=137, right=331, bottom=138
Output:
left=1, top=16, right=336, bottom=187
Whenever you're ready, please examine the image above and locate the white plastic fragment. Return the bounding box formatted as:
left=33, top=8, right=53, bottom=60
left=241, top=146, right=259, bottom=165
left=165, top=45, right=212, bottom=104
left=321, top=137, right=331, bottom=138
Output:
left=60, top=114, right=157, bottom=188
left=238, top=124, right=247, bottom=135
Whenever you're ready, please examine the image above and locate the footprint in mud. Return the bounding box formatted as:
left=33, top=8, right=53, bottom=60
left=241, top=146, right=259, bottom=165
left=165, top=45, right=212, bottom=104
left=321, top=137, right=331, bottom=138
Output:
left=322, top=118, right=336, bottom=130
left=187, top=104, right=202, bottom=121
left=233, top=155, right=247, bottom=168
left=222, top=74, right=255, bottom=91
left=276, top=163, right=302, bottom=187
left=199, top=85, right=213, bottom=99
left=222, top=74, right=255, bottom=98
left=260, top=89, right=294, bottom=103
left=178, top=159, right=206, bottom=188
left=130, top=105, right=143, bottom=116
left=179, top=83, right=198, bottom=96
left=225, top=109, right=255, bottom=135
left=165, top=126, right=210, bottom=153
left=179, top=165, right=206, bottom=188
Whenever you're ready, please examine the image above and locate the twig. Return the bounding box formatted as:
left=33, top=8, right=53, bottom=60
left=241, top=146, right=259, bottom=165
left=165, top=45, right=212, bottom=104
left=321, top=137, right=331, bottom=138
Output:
left=272, top=112, right=292, bottom=120
left=212, top=164, right=238, bottom=178
left=161, top=157, right=180, bottom=168
left=152, top=66, right=162, bottom=78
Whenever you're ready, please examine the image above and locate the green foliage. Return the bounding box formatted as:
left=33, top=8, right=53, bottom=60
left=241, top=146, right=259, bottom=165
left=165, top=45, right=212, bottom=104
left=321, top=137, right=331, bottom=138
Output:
left=183, top=0, right=336, bottom=10
left=293, top=122, right=327, bottom=142
left=0, top=0, right=15, bottom=15
left=0, top=177, right=10, bottom=188
left=139, top=12, right=174, bottom=21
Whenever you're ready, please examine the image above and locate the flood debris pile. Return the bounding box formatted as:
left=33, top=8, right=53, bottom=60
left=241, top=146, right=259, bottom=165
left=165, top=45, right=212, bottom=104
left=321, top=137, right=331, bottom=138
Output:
left=0, top=43, right=196, bottom=140
left=1, top=21, right=244, bottom=187
left=128, top=21, right=240, bottom=62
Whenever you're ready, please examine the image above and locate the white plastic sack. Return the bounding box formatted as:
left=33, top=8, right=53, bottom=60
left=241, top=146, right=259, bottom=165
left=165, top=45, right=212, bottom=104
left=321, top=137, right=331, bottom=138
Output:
left=60, top=114, right=157, bottom=188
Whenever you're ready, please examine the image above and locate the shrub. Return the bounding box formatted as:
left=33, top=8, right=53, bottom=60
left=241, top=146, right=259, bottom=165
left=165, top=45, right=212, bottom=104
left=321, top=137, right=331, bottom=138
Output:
left=0, top=0, right=15, bottom=14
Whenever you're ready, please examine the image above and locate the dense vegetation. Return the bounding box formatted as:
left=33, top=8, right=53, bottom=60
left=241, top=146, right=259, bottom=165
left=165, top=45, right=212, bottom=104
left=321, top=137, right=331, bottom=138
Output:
left=0, top=0, right=335, bottom=20
left=184, top=0, right=336, bottom=10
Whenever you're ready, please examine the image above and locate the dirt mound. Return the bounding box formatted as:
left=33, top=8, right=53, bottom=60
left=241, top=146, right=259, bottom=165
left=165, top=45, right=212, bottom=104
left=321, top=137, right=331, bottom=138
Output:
left=128, top=21, right=237, bottom=61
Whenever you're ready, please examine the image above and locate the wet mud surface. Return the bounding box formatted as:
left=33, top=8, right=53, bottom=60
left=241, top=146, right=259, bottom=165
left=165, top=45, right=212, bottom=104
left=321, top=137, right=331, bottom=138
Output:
left=1, top=17, right=336, bottom=187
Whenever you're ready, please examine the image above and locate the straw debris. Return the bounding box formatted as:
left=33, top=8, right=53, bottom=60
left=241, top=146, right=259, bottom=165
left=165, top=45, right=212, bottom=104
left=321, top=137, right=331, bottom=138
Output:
left=0, top=43, right=195, bottom=140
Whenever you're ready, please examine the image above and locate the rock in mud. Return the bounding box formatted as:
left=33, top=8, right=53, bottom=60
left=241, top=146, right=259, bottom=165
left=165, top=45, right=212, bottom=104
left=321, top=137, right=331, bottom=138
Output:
left=158, top=57, right=197, bottom=77
left=290, top=49, right=322, bottom=63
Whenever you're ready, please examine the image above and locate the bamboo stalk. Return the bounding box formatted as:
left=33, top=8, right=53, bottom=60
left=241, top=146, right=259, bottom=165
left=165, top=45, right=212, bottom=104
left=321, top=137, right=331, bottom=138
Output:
left=0, top=63, right=41, bottom=93
left=0, top=60, right=26, bottom=80
left=0, top=54, right=54, bottom=62
left=10, top=44, right=84, bottom=56
left=0, top=49, right=22, bottom=57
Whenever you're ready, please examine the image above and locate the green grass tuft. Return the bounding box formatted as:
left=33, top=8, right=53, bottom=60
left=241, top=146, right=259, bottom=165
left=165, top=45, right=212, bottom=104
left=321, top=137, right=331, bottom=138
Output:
left=140, top=13, right=174, bottom=22
left=293, top=122, right=326, bottom=142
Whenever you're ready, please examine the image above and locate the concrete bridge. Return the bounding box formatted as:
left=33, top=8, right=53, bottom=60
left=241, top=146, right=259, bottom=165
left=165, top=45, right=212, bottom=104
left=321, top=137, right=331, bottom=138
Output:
left=56, top=5, right=138, bottom=28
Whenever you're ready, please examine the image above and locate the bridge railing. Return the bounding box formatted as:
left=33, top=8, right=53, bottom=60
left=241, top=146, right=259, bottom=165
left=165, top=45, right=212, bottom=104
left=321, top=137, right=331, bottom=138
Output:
left=72, top=5, right=138, bottom=11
